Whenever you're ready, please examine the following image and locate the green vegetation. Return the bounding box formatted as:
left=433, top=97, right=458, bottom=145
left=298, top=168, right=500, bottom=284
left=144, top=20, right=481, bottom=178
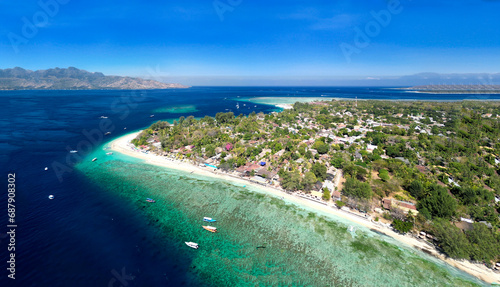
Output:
left=342, top=177, right=372, bottom=199
left=417, top=183, right=457, bottom=219
left=322, top=188, right=331, bottom=201
left=378, top=168, right=389, bottom=182
left=134, top=100, right=500, bottom=264
left=392, top=219, right=413, bottom=234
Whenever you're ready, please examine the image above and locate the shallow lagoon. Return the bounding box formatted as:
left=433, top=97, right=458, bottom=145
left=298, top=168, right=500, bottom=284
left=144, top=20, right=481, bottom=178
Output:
left=78, top=149, right=486, bottom=287
left=153, top=104, right=199, bottom=114
left=240, top=96, right=338, bottom=106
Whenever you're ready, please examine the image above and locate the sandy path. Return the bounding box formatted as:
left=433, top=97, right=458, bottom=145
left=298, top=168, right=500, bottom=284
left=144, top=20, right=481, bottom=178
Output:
left=110, top=131, right=499, bottom=285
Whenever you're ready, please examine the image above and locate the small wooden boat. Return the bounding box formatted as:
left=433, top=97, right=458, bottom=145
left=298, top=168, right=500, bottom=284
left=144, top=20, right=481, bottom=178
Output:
left=203, top=217, right=216, bottom=223
left=202, top=226, right=217, bottom=233
left=92, top=158, right=97, bottom=162
left=185, top=242, right=199, bottom=249
left=146, top=198, right=156, bottom=203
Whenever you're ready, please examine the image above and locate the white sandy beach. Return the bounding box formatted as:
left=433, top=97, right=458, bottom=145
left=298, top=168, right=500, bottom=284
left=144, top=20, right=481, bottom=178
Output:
left=110, top=131, right=499, bottom=285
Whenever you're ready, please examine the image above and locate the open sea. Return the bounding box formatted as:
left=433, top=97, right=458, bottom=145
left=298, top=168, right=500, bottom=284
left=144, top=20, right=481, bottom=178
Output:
left=1, top=87, right=498, bottom=286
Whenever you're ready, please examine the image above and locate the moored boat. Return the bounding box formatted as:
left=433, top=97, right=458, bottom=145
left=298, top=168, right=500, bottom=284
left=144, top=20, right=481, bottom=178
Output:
left=106, top=152, right=113, bottom=155
left=92, top=158, right=97, bottom=162
left=202, top=226, right=217, bottom=233
left=146, top=198, right=155, bottom=203
left=185, top=242, right=199, bottom=249
left=203, top=217, right=216, bottom=222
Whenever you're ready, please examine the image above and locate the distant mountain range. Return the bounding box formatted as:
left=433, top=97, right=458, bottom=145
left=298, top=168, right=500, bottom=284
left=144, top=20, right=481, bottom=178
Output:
left=0, top=67, right=189, bottom=90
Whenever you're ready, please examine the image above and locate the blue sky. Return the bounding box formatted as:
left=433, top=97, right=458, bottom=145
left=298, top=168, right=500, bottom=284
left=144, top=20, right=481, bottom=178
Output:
left=1, top=0, right=500, bottom=85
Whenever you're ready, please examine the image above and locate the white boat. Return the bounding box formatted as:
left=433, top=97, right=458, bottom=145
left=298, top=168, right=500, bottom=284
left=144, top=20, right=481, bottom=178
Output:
left=202, top=225, right=218, bottom=233
left=185, top=242, right=199, bottom=249
left=203, top=217, right=216, bottom=222
left=44, top=167, right=48, bottom=171
left=100, top=116, right=108, bottom=119
left=92, top=158, right=97, bottom=162
left=70, top=150, right=78, bottom=153
left=48, top=195, right=54, bottom=199
left=106, top=152, right=113, bottom=155
left=150, top=115, right=155, bottom=118
left=105, top=132, right=111, bottom=135
left=236, top=103, right=239, bottom=109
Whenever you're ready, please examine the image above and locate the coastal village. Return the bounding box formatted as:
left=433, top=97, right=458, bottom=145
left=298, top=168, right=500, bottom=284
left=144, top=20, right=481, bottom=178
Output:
left=131, top=99, right=500, bottom=271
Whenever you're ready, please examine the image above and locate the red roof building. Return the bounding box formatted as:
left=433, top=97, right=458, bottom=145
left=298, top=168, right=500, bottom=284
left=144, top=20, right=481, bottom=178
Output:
left=382, top=198, right=392, bottom=210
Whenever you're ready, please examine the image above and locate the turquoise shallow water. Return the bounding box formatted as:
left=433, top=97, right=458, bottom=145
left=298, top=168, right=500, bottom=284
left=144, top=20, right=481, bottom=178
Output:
left=239, top=96, right=338, bottom=106
left=153, top=104, right=199, bottom=114
left=76, top=143, right=487, bottom=287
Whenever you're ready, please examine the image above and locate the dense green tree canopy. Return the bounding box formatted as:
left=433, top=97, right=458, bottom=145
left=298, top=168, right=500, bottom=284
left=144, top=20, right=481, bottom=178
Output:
left=418, top=184, right=457, bottom=219
left=342, top=178, right=372, bottom=199
left=378, top=169, right=389, bottom=182
left=432, top=219, right=470, bottom=259
left=392, top=219, right=413, bottom=234
left=466, top=223, right=499, bottom=262
left=311, top=162, right=327, bottom=181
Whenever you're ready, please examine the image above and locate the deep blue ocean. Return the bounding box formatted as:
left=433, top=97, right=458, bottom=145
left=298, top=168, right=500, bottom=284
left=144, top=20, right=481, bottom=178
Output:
left=1, top=87, right=498, bottom=286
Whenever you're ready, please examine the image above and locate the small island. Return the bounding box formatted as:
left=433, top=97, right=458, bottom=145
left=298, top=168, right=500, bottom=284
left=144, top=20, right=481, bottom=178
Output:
left=406, top=85, right=500, bottom=94
left=126, top=100, right=500, bottom=282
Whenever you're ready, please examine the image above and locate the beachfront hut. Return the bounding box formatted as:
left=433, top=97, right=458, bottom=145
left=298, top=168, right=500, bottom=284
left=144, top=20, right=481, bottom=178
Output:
left=331, top=191, right=341, bottom=201
left=382, top=198, right=392, bottom=210
left=251, top=176, right=267, bottom=184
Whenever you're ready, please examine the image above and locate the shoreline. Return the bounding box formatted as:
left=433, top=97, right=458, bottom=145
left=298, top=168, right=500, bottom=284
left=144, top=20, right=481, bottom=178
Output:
left=110, top=131, right=499, bottom=285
